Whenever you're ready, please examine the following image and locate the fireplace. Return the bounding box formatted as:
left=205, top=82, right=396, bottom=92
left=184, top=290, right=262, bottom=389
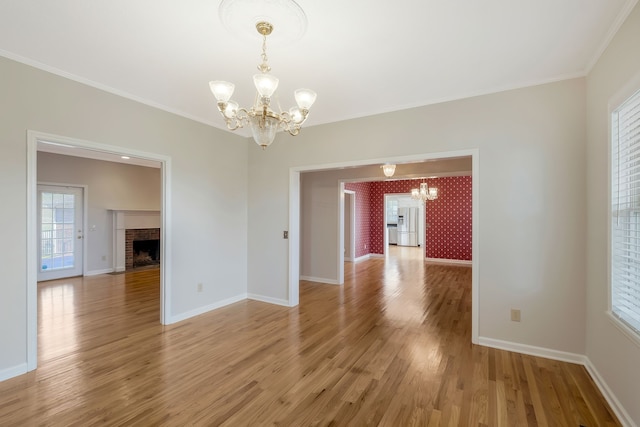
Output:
left=125, top=228, right=160, bottom=270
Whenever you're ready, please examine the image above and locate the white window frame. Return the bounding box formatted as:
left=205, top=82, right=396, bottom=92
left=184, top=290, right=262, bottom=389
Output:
left=609, top=79, right=640, bottom=348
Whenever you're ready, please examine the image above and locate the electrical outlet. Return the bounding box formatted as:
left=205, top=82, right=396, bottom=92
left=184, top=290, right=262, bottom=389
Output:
left=197, top=283, right=203, bottom=292
left=511, top=309, right=521, bottom=322
left=283, top=231, right=288, bottom=239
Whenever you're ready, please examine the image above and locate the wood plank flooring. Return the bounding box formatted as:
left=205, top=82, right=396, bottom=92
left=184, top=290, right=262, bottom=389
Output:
left=0, top=247, right=619, bottom=426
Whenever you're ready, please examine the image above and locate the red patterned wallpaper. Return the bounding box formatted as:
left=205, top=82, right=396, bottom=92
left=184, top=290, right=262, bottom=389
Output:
left=344, top=182, right=371, bottom=258
left=425, top=176, right=472, bottom=260
left=368, top=177, right=472, bottom=260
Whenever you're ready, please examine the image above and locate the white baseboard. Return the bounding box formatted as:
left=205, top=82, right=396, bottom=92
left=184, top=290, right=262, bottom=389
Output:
left=353, top=254, right=371, bottom=262
left=369, top=253, right=385, bottom=259
left=480, top=337, right=636, bottom=427
left=300, top=275, right=340, bottom=285
left=583, top=357, right=637, bottom=427
left=0, top=363, right=28, bottom=382
left=168, top=293, right=247, bottom=324
left=85, top=268, right=114, bottom=276
left=114, top=266, right=125, bottom=273
left=478, top=337, right=585, bottom=364
left=425, top=257, right=472, bottom=266
left=247, top=293, right=290, bottom=307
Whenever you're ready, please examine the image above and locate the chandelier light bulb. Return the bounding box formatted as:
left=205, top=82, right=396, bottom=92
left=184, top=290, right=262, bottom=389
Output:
left=223, top=101, right=239, bottom=118
left=289, top=107, right=304, bottom=124
left=253, top=74, right=279, bottom=98
left=294, top=88, right=317, bottom=110
left=209, top=81, right=235, bottom=102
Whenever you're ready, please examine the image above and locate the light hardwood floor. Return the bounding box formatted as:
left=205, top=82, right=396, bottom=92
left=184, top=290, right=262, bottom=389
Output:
left=0, top=247, right=619, bottom=426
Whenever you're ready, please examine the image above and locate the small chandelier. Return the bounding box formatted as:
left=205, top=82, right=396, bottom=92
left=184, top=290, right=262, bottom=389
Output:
left=411, top=182, right=438, bottom=202
left=381, top=164, right=396, bottom=177
left=209, top=21, right=317, bottom=149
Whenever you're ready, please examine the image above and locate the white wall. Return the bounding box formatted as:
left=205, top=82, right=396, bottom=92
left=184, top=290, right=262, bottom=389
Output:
left=0, top=56, right=249, bottom=379
left=38, top=152, right=161, bottom=274
left=249, top=78, right=587, bottom=356
left=586, top=3, right=640, bottom=425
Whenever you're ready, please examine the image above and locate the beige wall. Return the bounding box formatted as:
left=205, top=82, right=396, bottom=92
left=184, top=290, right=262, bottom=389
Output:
left=38, top=152, right=161, bottom=274
left=586, top=3, right=640, bottom=425
left=0, top=56, right=249, bottom=377
left=249, top=78, right=588, bottom=357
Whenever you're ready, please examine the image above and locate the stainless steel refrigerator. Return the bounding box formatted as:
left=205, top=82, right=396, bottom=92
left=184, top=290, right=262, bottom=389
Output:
left=397, top=207, right=419, bottom=246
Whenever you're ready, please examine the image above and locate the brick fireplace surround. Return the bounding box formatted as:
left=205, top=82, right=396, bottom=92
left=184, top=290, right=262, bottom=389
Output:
left=125, top=228, right=160, bottom=270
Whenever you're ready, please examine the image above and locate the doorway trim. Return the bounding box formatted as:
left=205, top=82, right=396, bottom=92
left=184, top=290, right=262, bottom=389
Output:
left=289, top=148, right=480, bottom=344
left=343, top=189, right=356, bottom=262
left=26, top=130, right=172, bottom=371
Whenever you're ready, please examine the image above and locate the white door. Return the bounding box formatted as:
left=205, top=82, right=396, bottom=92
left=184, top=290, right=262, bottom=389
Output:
left=37, top=185, right=84, bottom=281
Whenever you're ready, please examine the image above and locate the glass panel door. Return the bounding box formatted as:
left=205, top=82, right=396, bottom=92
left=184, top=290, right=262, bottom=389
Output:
left=37, top=185, right=84, bottom=281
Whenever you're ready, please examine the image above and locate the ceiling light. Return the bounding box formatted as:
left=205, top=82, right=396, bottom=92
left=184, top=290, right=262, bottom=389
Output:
left=210, top=20, right=316, bottom=149
left=411, top=181, right=438, bottom=202
left=121, top=156, right=130, bottom=160
left=381, top=164, right=396, bottom=177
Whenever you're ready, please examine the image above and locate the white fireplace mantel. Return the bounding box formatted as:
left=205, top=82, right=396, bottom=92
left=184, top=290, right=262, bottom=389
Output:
left=110, top=210, right=160, bottom=272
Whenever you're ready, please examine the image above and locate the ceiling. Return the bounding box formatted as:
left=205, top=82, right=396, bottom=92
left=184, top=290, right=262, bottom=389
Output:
left=0, top=0, right=636, bottom=138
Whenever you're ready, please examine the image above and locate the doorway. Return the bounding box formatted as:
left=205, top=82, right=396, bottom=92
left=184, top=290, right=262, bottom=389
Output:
left=344, top=190, right=355, bottom=262
left=383, top=193, right=425, bottom=257
left=26, top=130, right=172, bottom=371
left=290, top=150, right=479, bottom=344
left=37, top=184, right=85, bottom=281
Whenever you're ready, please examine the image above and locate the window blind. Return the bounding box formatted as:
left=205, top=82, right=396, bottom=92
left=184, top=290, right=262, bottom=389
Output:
left=611, top=88, right=640, bottom=336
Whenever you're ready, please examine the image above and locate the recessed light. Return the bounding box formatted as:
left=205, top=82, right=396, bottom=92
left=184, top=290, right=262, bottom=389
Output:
left=121, top=156, right=130, bottom=160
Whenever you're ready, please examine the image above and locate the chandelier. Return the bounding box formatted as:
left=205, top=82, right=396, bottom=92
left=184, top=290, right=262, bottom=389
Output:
left=411, top=181, right=438, bottom=202
left=209, top=21, right=317, bottom=149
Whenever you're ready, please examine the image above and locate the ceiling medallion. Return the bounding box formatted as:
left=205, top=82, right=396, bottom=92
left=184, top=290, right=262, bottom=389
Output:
left=218, top=0, right=308, bottom=45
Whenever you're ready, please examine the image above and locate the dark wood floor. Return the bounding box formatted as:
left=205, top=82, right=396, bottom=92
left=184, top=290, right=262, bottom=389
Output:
left=0, top=246, right=619, bottom=425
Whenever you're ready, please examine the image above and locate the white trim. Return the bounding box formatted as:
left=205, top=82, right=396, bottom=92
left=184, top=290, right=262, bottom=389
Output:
left=353, top=254, right=371, bottom=263
left=0, top=364, right=28, bottom=382
left=0, top=48, right=229, bottom=134
left=288, top=170, right=300, bottom=307
left=584, top=0, right=639, bottom=74
left=606, top=311, right=640, bottom=349
left=340, top=189, right=357, bottom=281
left=425, top=257, right=472, bottom=266
left=168, top=294, right=247, bottom=324
left=338, top=183, right=345, bottom=285
left=583, top=357, right=638, bottom=427
left=26, top=136, right=38, bottom=371
left=247, top=294, right=290, bottom=307
left=288, top=148, right=480, bottom=344
left=471, top=152, right=480, bottom=344
left=478, top=337, right=585, bottom=364
left=369, top=253, right=385, bottom=259
left=300, top=275, right=341, bottom=285
left=27, top=130, right=173, bottom=373
left=85, top=268, right=115, bottom=276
